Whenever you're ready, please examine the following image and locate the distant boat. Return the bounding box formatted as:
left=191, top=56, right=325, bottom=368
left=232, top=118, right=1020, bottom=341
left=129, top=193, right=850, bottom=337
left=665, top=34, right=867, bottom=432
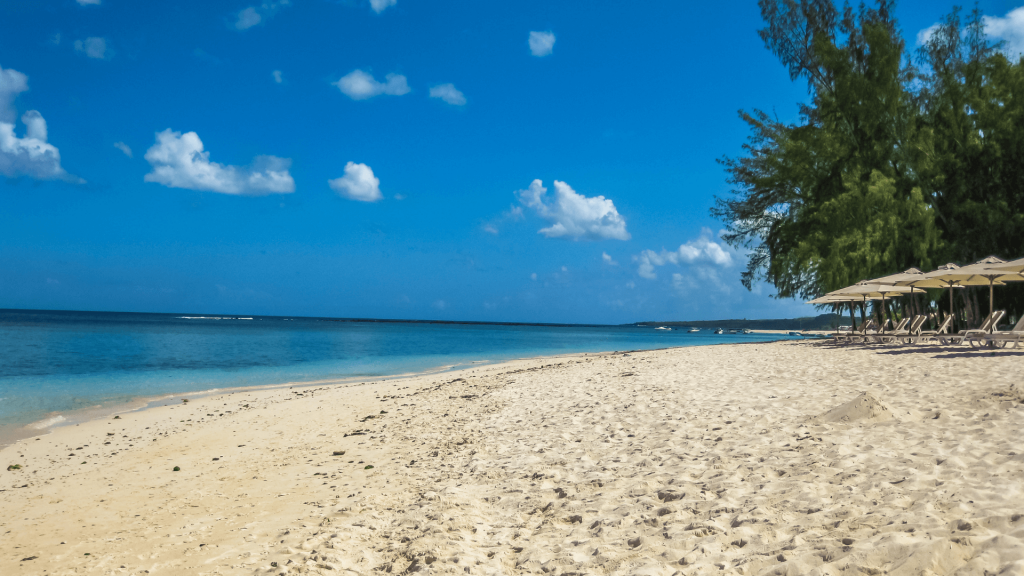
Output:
left=788, top=331, right=802, bottom=336
left=714, top=328, right=724, bottom=334
left=688, top=328, right=699, bottom=333
left=742, top=328, right=752, bottom=334
left=655, top=326, right=672, bottom=331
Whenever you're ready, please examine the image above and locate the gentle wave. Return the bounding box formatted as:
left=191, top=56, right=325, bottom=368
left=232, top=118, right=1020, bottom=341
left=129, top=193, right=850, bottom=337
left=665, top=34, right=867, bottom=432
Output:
left=29, top=415, right=66, bottom=429
left=177, top=316, right=253, bottom=320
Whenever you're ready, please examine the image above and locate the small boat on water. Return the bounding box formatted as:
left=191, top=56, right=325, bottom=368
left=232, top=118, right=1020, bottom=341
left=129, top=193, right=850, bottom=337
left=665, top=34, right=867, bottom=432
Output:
left=742, top=328, right=752, bottom=334
left=655, top=326, right=672, bottom=331
left=788, top=331, right=802, bottom=336
left=714, top=328, right=724, bottom=334
left=687, top=328, right=699, bottom=333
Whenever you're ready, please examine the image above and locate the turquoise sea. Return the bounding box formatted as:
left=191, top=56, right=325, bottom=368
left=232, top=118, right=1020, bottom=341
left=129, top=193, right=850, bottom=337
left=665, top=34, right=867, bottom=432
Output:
left=0, top=309, right=802, bottom=437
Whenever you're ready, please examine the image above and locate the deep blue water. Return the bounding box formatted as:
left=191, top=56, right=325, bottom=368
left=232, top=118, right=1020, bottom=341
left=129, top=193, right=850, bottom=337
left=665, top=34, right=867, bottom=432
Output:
left=0, top=309, right=801, bottom=429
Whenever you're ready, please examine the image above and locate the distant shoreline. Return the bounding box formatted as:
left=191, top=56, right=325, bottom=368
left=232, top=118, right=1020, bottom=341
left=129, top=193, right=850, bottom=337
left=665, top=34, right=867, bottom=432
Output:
left=1, top=307, right=832, bottom=330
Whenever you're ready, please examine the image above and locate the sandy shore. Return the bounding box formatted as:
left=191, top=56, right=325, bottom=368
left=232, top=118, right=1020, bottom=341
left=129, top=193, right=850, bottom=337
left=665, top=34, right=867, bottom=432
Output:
left=1, top=340, right=1022, bottom=575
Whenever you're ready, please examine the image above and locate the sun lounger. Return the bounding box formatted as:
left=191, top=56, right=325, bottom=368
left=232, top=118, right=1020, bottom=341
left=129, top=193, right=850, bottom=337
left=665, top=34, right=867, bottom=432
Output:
left=938, top=310, right=1005, bottom=345
left=908, top=315, right=953, bottom=344
left=877, top=315, right=928, bottom=344
left=966, top=314, right=1024, bottom=348
left=834, top=319, right=879, bottom=344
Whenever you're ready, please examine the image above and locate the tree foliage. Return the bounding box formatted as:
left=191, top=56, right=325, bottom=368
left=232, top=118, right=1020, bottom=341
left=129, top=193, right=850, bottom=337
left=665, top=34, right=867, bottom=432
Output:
left=714, top=0, right=1023, bottom=308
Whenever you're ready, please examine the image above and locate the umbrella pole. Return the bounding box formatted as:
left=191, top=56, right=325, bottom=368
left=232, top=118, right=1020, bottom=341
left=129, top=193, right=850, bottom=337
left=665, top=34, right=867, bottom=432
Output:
left=949, top=284, right=955, bottom=332
left=849, top=302, right=857, bottom=331
left=881, top=296, right=887, bottom=333
left=989, top=279, right=994, bottom=333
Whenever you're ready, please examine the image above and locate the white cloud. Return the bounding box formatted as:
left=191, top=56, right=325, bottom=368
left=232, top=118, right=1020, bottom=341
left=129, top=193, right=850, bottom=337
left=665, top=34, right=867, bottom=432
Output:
left=561, top=266, right=568, bottom=272
left=602, top=252, right=618, bottom=265
left=328, top=161, right=382, bottom=202
left=1, top=111, right=80, bottom=182
left=113, top=141, right=132, bottom=158
left=143, top=129, right=294, bottom=195
left=76, top=0, right=101, bottom=5
left=0, top=65, right=79, bottom=183
left=236, top=7, right=262, bottom=29
left=529, top=31, right=556, bottom=57
left=530, top=273, right=537, bottom=281
left=0, top=65, right=29, bottom=122
left=333, top=70, right=410, bottom=100
left=233, top=1, right=290, bottom=31
left=370, top=0, right=397, bottom=14
left=74, top=37, right=110, bottom=60
left=916, top=23, right=941, bottom=46
left=634, top=227, right=733, bottom=280
left=482, top=224, right=498, bottom=235
left=429, top=83, right=466, bottom=106
left=625, top=281, right=635, bottom=289
left=985, top=7, right=1024, bottom=56
left=671, top=267, right=730, bottom=296
left=272, top=70, right=283, bottom=84
left=432, top=299, right=447, bottom=310
left=515, top=179, right=630, bottom=241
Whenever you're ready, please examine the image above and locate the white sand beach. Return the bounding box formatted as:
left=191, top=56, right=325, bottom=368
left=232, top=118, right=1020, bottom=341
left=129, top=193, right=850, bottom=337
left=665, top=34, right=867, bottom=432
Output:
left=1, top=340, right=1022, bottom=575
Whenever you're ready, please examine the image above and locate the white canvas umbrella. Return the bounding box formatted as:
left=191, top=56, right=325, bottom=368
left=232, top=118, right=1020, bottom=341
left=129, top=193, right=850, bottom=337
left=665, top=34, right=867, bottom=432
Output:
left=807, top=294, right=881, bottom=331
left=990, top=257, right=1024, bottom=274
left=826, top=282, right=914, bottom=332
left=896, top=259, right=1016, bottom=331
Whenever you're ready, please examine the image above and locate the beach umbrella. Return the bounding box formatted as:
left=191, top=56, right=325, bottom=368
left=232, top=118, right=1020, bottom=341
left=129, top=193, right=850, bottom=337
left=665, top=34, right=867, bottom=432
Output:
left=896, top=259, right=1016, bottom=331
left=807, top=294, right=881, bottom=330
left=826, top=283, right=913, bottom=332
left=863, top=268, right=928, bottom=321
left=990, top=257, right=1024, bottom=274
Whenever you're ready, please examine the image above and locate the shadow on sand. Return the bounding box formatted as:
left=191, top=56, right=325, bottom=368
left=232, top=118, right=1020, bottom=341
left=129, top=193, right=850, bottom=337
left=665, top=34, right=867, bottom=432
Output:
left=806, top=339, right=1024, bottom=359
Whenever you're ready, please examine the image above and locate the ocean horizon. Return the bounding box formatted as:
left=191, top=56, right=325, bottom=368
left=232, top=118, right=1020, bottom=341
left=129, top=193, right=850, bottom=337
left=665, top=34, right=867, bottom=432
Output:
left=0, top=308, right=803, bottom=441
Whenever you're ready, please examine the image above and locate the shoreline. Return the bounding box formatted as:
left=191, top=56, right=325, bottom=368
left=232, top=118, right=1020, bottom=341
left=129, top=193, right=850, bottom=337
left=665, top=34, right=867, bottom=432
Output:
left=0, top=333, right=809, bottom=450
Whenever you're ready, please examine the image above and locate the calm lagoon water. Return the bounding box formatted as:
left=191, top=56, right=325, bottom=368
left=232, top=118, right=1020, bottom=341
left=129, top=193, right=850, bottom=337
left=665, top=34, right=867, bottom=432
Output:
left=0, top=309, right=801, bottom=430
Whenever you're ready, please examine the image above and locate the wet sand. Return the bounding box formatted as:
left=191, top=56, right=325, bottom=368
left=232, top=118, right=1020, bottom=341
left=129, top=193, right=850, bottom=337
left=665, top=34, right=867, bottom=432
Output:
left=1, top=340, right=1022, bottom=575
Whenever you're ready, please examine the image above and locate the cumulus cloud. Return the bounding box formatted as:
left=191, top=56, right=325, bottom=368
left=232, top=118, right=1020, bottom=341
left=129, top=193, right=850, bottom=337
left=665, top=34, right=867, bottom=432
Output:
left=602, top=252, right=618, bottom=266
left=515, top=179, right=630, bottom=241
left=1, top=111, right=80, bottom=182
left=143, top=129, right=294, bottom=195
left=233, top=0, right=290, bottom=31
left=529, top=31, right=556, bottom=56
left=0, top=65, right=29, bottom=122
left=429, top=83, right=466, bottom=106
left=370, top=0, right=397, bottom=14
left=333, top=70, right=410, bottom=100
left=74, top=37, right=110, bottom=59
left=985, top=7, right=1024, bottom=56
left=634, top=227, right=733, bottom=280
left=916, top=23, right=941, bottom=46
left=328, top=161, right=382, bottom=202
left=0, top=65, right=79, bottom=182
left=113, top=141, right=132, bottom=158
left=272, top=70, right=283, bottom=84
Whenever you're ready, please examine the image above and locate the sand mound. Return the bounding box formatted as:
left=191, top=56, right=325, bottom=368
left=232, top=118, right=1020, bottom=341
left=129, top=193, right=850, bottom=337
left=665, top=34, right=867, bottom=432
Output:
left=816, top=391, right=895, bottom=423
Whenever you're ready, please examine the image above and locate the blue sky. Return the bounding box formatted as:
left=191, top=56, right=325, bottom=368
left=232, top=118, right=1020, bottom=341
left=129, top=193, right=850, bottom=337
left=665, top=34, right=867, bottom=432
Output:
left=2, top=0, right=1023, bottom=324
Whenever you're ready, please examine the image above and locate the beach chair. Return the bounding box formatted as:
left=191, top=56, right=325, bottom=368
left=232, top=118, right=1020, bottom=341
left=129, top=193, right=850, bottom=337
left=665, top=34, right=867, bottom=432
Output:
left=837, top=319, right=879, bottom=344
left=908, top=315, right=953, bottom=345
left=966, top=314, right=1024, bottom=348
left=878, top=315, right=928, bottom=344
left=938, top=310, right=1005, bottom=345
